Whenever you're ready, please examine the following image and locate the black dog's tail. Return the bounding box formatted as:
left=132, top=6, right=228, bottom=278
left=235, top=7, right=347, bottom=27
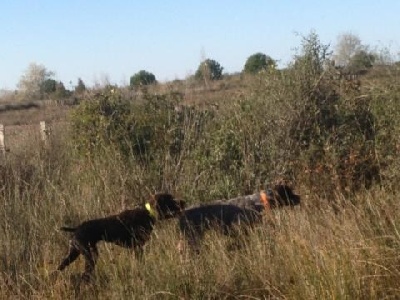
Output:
left=60, top=226, right=77, bottom=232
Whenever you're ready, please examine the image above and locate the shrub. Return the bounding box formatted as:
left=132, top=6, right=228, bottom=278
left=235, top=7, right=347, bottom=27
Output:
left=243, top=52, right=276, bottom=74
left=195, top=59, right=224, bottom=81
left=69, top=86, right=136, bottom=160
left=130, top=70, right=157, bottom=88
left=68, top=87, right=213, bottom=192
left=236, top=32, right=382, bottom=196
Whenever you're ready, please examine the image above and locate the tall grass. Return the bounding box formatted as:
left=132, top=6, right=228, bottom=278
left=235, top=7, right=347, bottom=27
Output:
left=1, top=34, right=400, bottom=298
left=1, top=165, right=400, bottom=299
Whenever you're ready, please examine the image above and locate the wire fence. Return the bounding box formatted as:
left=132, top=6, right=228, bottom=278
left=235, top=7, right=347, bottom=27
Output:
left=0, top=121, right=52, bottom=158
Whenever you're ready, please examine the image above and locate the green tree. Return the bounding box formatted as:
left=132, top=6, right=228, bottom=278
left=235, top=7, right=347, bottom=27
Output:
left=40, top=79, right=57, bottom=94
left=195, top=59, right=224, bottom=81
left=130, top=70, right=157, bottom=88
left=243, top=53, right=276, bottom=74
left=75, top=78, right=86, bottom=94
left=54, top=81, right=69, bottom=99
left=40, top=79, right=69, bottom=99
left=292, top=31, right=331, bottom=78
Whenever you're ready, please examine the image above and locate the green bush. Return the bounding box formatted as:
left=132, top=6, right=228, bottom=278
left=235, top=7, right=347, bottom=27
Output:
left=69, top=87, right=181, bottom=162
left=234, top=32, right=383, bottom=196
left=195, top=59, right=224, bottom=81
left=69, top=86, right=135, bottom=160
left=68, top=87, right=214, bottom=193
left=130, top=70, right=157, bottom=88
left=243, top=52, right=276, bottom=74
left=285, top=34, right=380, bottom=194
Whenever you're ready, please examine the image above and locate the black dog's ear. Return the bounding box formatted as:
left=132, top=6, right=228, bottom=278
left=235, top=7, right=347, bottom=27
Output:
left=274, top=184, right=301, bottom=206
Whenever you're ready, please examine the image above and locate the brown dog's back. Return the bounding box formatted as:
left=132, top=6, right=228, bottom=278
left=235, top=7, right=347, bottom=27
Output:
left=57, top=193, right=185, bottom=280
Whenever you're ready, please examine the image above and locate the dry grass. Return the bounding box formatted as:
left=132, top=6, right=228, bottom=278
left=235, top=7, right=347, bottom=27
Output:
left=1, top=61, right=400, bottom=298
left=1, top=174, right=399, bottom=299
left=0, top=101, right=70, bottom=126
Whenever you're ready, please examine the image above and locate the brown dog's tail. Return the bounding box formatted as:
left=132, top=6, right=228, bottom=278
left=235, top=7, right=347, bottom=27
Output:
left=59, top=226, right=77, bottom=232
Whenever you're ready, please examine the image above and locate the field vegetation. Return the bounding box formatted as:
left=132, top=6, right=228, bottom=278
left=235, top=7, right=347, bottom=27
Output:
left=1, top=33, right=400, bottom=298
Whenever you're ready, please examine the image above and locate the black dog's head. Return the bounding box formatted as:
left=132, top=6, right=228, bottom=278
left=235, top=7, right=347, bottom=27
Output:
left=150, top=193, right=186, bottom=219
left=268, top=185, right=301, bottom=208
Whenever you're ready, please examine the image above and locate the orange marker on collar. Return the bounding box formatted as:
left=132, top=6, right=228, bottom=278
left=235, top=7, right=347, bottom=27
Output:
left=260, top=190, right=270, bottom=210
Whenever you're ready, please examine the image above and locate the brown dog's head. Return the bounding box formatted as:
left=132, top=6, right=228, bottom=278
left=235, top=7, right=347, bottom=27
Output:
left=267, top=185, right=301, bottom=208
left=149, top=193, right=186, bottom=220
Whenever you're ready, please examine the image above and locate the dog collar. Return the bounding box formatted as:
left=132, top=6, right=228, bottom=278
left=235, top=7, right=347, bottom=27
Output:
left=260, top=190, right=271, bottom=210
left=145, top=203, right=158, bottom=219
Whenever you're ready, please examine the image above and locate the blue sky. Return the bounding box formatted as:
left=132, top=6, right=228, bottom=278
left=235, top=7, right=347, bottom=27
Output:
left=1, top=0, right=399, bottom=90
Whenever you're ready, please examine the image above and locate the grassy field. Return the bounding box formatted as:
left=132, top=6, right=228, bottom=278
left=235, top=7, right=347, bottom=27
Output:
left=1, top=168, right=399, bottom=299
left=1, top=49, right=400, bottom=298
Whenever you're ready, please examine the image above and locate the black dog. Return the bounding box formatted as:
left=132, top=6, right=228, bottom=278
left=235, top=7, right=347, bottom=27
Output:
left=57, top=193, right=185, bottom=280
left=178, top=185, right=300, bottom=251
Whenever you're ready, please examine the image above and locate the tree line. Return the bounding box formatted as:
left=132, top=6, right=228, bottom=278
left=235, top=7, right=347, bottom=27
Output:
left=7, top=32, right=393, bottom=102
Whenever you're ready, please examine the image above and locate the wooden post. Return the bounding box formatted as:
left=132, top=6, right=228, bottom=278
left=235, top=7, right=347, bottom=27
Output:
left=0, top=124, right=5, bottom=156
left=40, top=121, right=48, bottom=144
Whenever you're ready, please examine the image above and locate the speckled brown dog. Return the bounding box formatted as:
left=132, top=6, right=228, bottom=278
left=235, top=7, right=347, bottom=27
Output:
left=210, top=184, right=301, bottom=211
left=179, top=184, right=300, bottom=252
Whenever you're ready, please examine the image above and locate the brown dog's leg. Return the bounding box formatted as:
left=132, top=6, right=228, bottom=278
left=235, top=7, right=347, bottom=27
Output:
left=57, top=241, right=81, bottom=271
left=81, top=244, right=97, bottom=281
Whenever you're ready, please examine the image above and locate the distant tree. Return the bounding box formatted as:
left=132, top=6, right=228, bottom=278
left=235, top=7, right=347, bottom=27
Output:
left=75, top=78, right=86, bottom=94
left=195, top=59, right=224, bottom=81
left=292, top=31, right=331, bottom=77
left=40, top=79, right=57, bottom=94
left=243, top=53, right=276, bottom=74
left=130, top=70, right=157, bottom=88
left=347, top=50, right=376, bottom=72
left=39, top=79, right=69, bottom=99
left=54, top=81, right=69, bottom=99
left=18, top=63, right=54, bottom=100
left=334, top=33, right=377, bottom=74
left=334, top=33, right=363, bottom=67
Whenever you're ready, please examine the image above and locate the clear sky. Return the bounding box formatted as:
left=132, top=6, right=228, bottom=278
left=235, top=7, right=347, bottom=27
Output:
left=1, top=0, right=399, bottom=90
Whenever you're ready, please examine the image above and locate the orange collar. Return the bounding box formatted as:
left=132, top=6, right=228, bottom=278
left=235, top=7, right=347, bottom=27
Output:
left=260, top=190, right=270, bottom=210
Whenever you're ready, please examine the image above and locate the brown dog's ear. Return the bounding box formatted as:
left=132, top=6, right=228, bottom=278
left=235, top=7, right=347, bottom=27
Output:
left=148, top=194, right=156, bottom=207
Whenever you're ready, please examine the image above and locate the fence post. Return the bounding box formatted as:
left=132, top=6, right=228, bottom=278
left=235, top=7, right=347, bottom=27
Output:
left=40, top=121, right=48, bottom=144
left=0, top=124, right=5, bottom=157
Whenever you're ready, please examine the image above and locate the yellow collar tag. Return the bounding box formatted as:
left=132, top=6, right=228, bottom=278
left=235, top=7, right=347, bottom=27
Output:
left=145, top=203, right=157, bottom=218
